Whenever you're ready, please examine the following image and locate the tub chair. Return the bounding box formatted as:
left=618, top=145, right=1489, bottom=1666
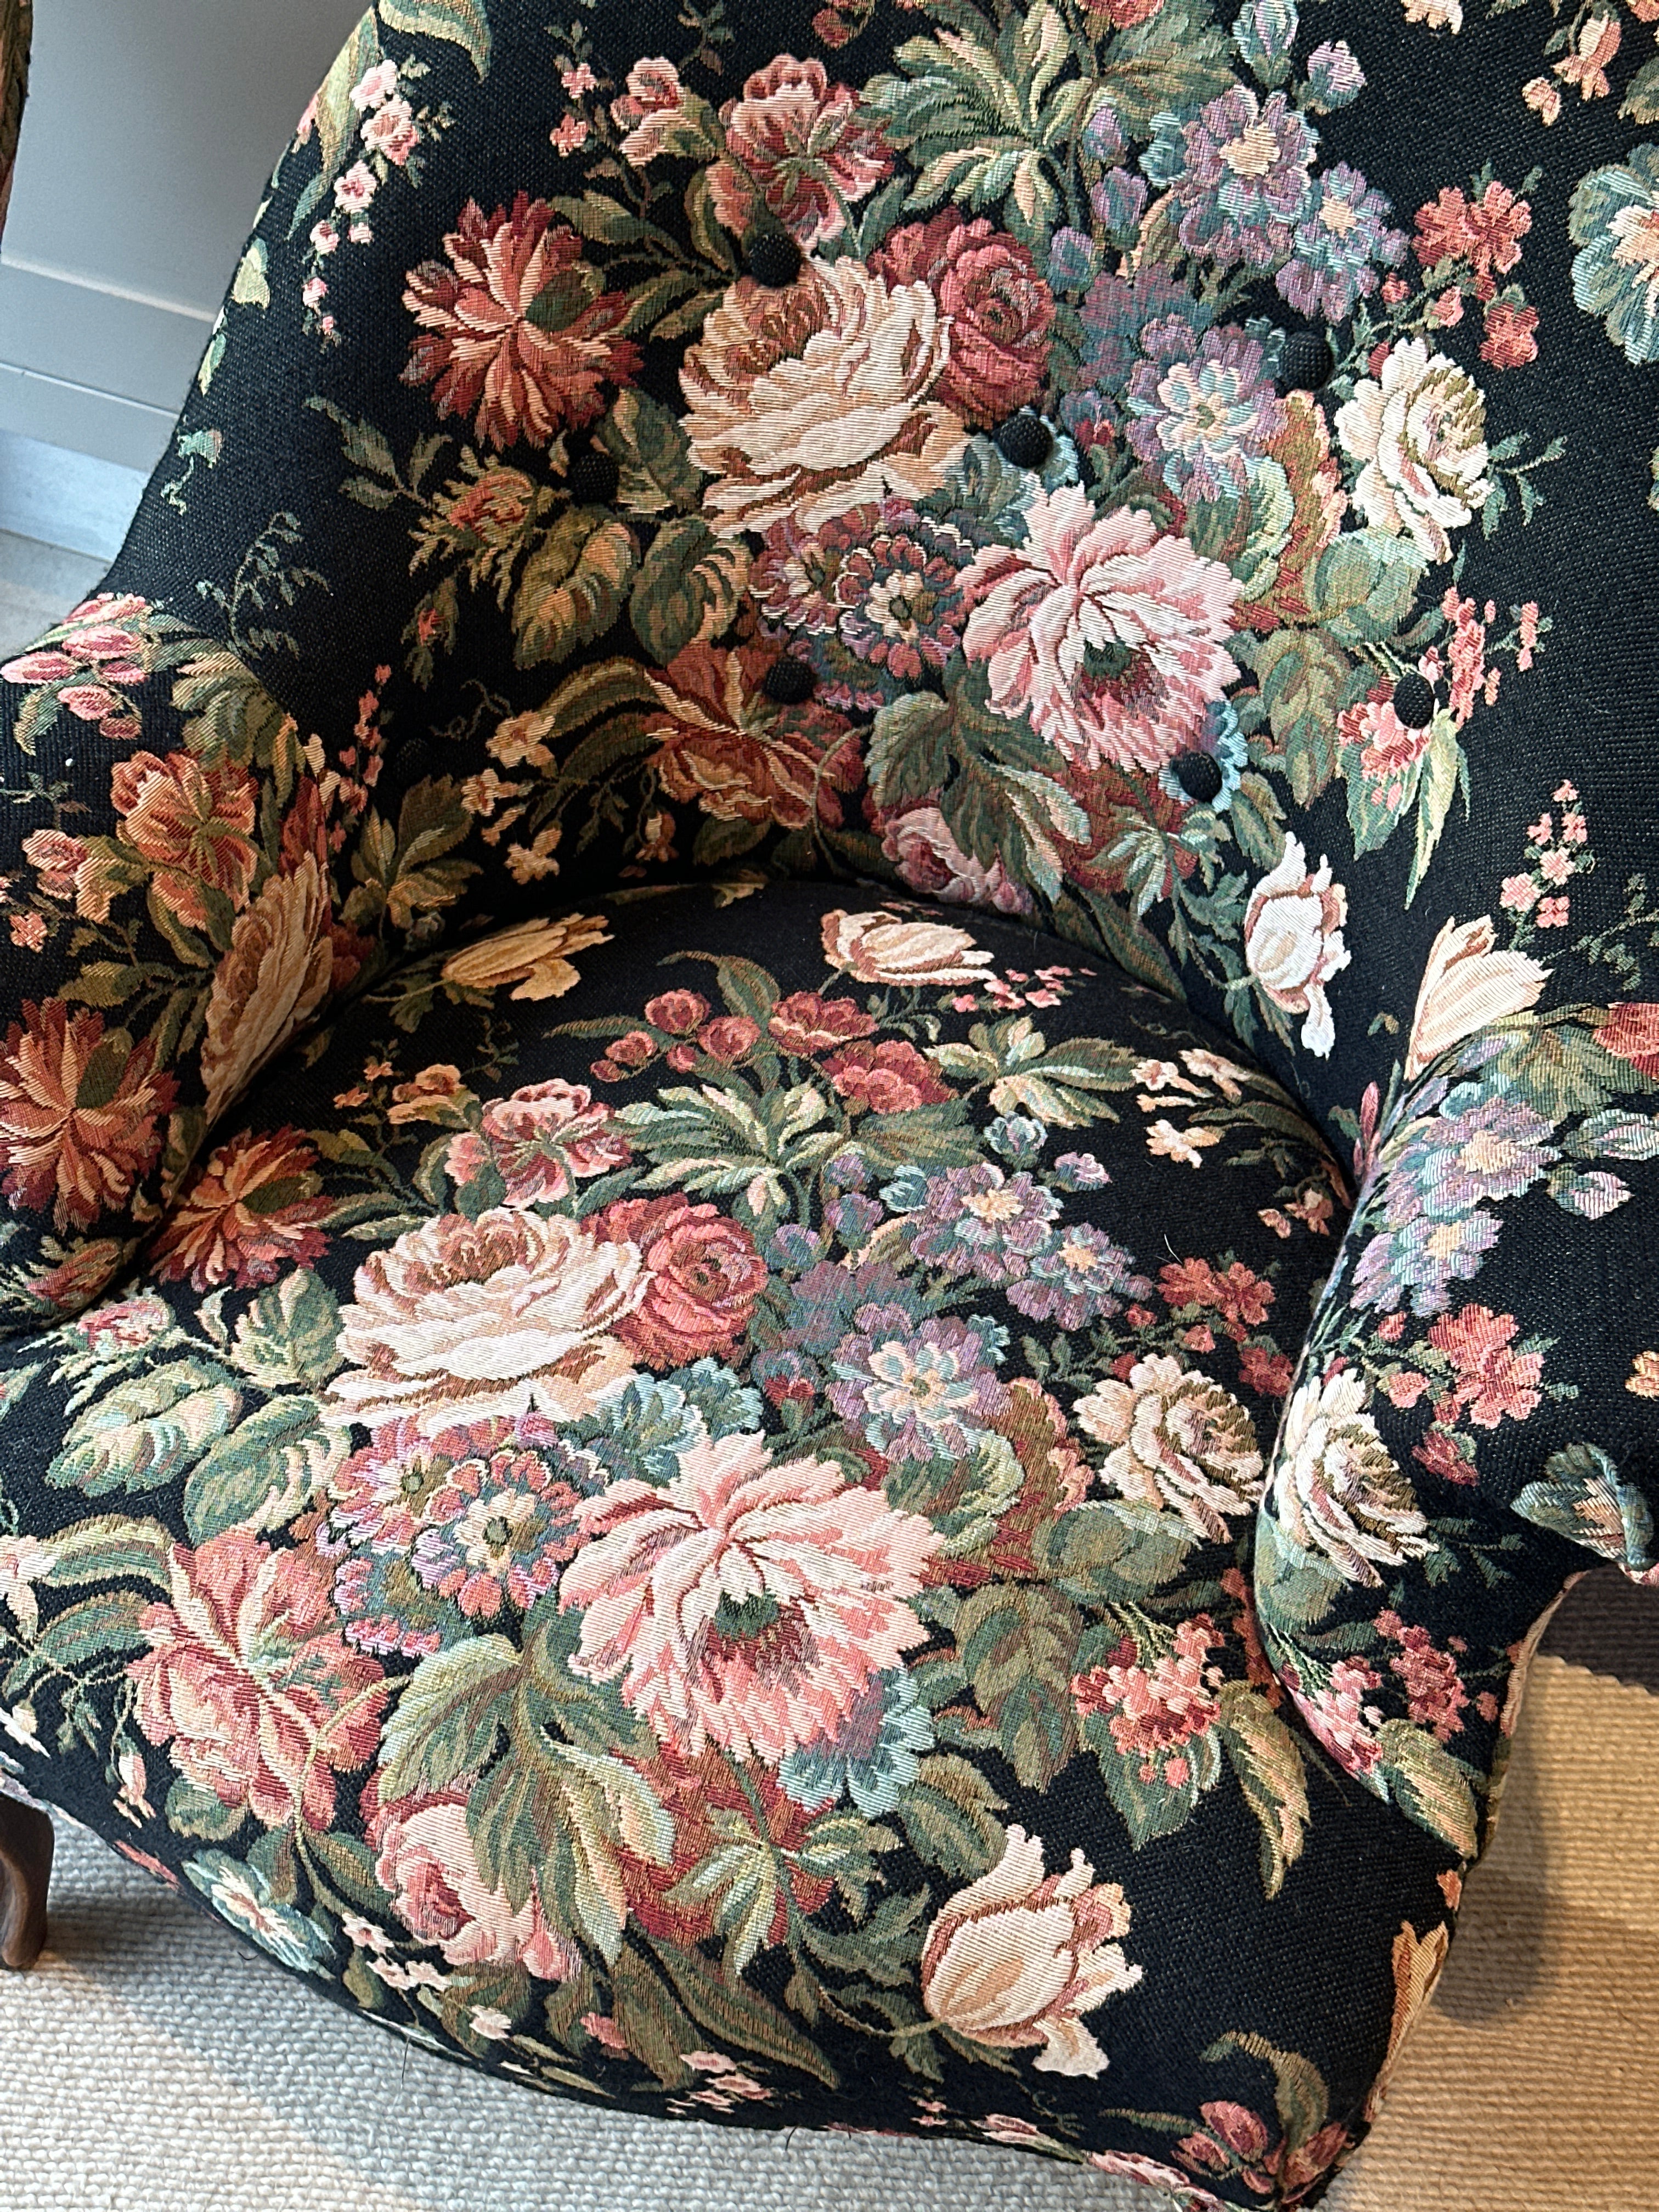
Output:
left=1, top=0, right=1656, bottom=2202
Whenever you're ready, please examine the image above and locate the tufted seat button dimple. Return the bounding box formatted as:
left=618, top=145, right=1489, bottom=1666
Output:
left=1279, top=330, right=1336, bottom=393
left=566, top=446, right=620, bottom=506
left=994, top=411, right=1053, bottom=470
left=743, top=228, right=803, bottom=287
left=1391, top=671, right=1437, bottom=730
left=1169, top=749, right=1226, bottom=804
left=763, top=655, right=817, bottom=706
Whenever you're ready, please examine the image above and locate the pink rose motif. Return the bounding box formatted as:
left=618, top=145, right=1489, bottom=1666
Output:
left=130, top=1531, right=387, bottom=1829
left=873, top=212, right=1054, bottom=428
left=445, top=1078, right=630, bottom=1205
left=362, top=94, right=420, bottom=166
left=366, top=1785, right=580, bottom=1980
left=561, top=1431, right=940, bottom=1762
left=610, top=58, right=703, bottom=166
left=708, top=54, right=892, bottom=250
left=1242, top=834, right=1351, bottom=1058
left=598, top=1194, right=767, bottom=1367
left=878, top=803, right=1034, bottom=916
left=962, top=486, right=1240, bottom=775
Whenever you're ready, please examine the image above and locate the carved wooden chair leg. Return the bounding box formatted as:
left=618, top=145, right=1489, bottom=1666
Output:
left=0, top=1796, right=53, bottom=1970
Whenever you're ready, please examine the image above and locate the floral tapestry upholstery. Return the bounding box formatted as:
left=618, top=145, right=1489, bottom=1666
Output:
left=1, top=0, right=1656, bottom=2203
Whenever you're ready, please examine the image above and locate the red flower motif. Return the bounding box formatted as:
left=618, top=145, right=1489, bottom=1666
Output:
left=1480, top=300, right=1539, bottom=370
left=1236, top=1342, right=1293, bottom=1398
left=151, top=1126, right=332, bottom=1292
left=1594, top=1001, right=1659, bottom=1077
left=708, top=54, right=892, bottom=250
left=643, top=990, right=710, bottom=1035
left=1426, top=1304, right=1543, bottom=1429
left=0, top=1001, right=176, bottom=1232
left=823, top=1037, right=955, bottom=1113
left=1158, top=1255, right=1273, bottom=1338
left=767, top=990, right=877, bottom=1054
left=1413, top=180, right=1530, bottom=300
left=402, top=194, right=641, bottom=450
left=874, top=212, right=1054, bottom=428
left=111, top=750, right=259, bottom=932
left=600, top=1194, right=768, bottom=1367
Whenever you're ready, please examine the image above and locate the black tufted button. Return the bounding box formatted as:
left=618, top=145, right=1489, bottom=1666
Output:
left=744, top=229, right=803, bottom=287
left=567, top=446, right=620, bottom=506
left=763, top=656, right=817, bottom=707
left=1279, top=330, right=1335, bottom=393
left=1391, top=672, right=1437, bottom=730
left=1169, top=749, right=1226, bottom=804
left=995, top=413, right=1053, bottom=470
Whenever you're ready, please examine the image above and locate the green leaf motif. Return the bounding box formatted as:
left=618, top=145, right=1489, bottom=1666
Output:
left=1249, top=627, right=1352, bottom=806
left=630, top=516, right=747, bottom=664
left=598, top=391, right=702, bottom=517
left=229, top=1268, right=345, bottom=1390
left=1216, top=1679, right=1310, bottom=1898
left=183, top=1396, right=340, bottom=1543
left=1404, top=716, right=1464, bottom=906
left=10, top=1592, right=151, bottom=1683
left=956, top=1581, right=1081, bottom=1789
left=1377, top=1718, right=1480, bottom=1858
left=41, top=1514, right=174, bottom=1590
left=380, top=1635, right=523, bottom=1798
left=376, top=0, right=491, bottom=75
left=512, top=510, right=636, bottom=669
left=895, top=1753, right=1007, bottom=1877
left=48, top=1359, right=242, bottom=1497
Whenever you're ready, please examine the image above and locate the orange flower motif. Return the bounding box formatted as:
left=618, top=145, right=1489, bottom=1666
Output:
left=1554, top=12, right=1620, bottom=100
left=403, top=194, right=641, bottom=450
left=0, top=1000, right=176, bottom=1231
left=151, top=1126, right=331, bottom=1291
left=646, top=643, right=862, bottom=830
left=111, top=749, right=259, bottom=932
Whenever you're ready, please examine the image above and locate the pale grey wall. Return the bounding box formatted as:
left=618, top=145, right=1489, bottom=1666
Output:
left=0, top=0, right=366, bottom=470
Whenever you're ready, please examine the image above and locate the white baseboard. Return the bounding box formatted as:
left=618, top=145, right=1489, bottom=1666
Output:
left=0, top=429, right=151, bottom=563
left=0, top=253, right=199, bottom=477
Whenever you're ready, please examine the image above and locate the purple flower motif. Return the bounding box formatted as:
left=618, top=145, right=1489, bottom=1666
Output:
left=909, top=1163, right=1061, bottom=1285
left=828, top=1305, right=1010, bottom=1463
left=1173, top=87, right=1317, bottom=271
left=1351, top=1208, right=1501, bottom=1317
left=1306, top=39, right=1365, bottom=110
left=1276, top=162, right=1406, bottom=321
left=1090, top=167, right=1148, bottom=241
left=1053, top=1150, right=1110, bottom=1190
left=1126, top=327, right=1287, bottom=501
left=1063, top=266, right=1214, bottom=449
left=1392, top=1084, right=1559, bottom=1221
left=1006, top=1225, right=1153, bottom=1329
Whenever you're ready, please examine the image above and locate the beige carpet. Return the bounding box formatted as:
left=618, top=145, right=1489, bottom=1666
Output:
left=0, top=1572, right=1654, bottom=2212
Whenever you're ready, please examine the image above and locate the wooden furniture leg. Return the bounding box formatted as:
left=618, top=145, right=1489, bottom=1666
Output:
left=0, top=1795, right=52, bottom=1969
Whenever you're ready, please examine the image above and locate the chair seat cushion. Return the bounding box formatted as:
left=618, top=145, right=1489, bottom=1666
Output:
left=0, top=880, right=1573, bottom=2205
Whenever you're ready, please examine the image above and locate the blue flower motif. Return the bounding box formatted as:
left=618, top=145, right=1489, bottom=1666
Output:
left=1570, top=145, right=1659, bottom=365
left=1158, top=698, right=1249, bottom=811
left=185, top=1854, right=335, bottom=1976
left=777, top=1669, right=935, bottom=1817
left=1276, top=162, right=1405, bottom=322
left=985, top=1113, right=1048, bottom=1163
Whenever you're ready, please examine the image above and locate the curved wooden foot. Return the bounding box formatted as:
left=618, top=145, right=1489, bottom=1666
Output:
left=0, top=1795, right=53, bottom=1969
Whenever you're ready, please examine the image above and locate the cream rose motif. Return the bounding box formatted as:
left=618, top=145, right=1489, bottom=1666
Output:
left=327, top=1206, right=647, bottom=1432
left=1243, top=834, right=1351, bottom=1058
left=1073, top=1355, right=1265, bottom=1542
left=961, top=486, right=1240, bottom=774
left=441, top=913, right=612, bottom=1001
left=1406, top=914, right=1550, bottom=1079
left=919, top=1825, right=1142, bottom=2076
left=199, top=856, right=334, bottom=1125
left=680, top=258, right=968, bottom=537
left=1335, top=336, right=1490, bottom=563
left=1270, top=1366, right=1434, bottom=1583
left=819, top=907, right=995, bottom=988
